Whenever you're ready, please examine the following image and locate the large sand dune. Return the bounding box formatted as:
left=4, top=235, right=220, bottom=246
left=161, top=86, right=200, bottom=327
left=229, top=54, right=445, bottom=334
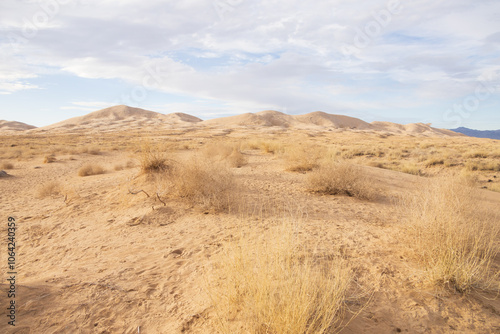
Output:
left=1, top=105, right=464, bottom=137
left=32, top=105, right=202, bottom=133
left=0, top=120, right=37, bottom=132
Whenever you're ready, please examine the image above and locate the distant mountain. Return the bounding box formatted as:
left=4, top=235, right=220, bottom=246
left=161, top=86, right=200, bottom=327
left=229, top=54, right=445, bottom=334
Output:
left=450, top=127, right=500, bottom=140
left=33, top=105, right=202, bottom=132
left=0, top=120, right=37, bottom=132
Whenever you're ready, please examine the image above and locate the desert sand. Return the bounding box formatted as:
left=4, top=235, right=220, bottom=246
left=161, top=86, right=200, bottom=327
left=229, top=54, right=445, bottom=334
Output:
left=1, top=106, right=500, bottom=333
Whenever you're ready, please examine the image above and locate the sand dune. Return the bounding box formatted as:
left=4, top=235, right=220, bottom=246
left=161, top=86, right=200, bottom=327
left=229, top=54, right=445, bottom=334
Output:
left=0, top=120, right=37, bottom=133
left=2, top=105, right=465, bottom=137
left=371, top=121, right=463, bottom=137
left=32, top=105, right=202, bottom=133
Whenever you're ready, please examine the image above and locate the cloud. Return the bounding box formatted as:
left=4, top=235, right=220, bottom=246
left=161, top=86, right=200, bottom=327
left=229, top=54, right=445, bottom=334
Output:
left=1, top=0, right=499, bottom=126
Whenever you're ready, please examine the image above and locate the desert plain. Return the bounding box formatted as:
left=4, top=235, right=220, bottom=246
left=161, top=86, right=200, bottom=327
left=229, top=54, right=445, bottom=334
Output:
left=1, top=105, right=500, bottom=333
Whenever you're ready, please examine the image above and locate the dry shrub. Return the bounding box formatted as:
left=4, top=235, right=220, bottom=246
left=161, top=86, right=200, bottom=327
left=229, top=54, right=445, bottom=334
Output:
left=425, top=158, right=444, bottom=167
left=78, top=164, right=105, bottom=177
left=202, top=143, right=248, bottom=168
left=284, top=145, right=323, bottom=172
left=1, top=162, right=14, bottom=169
left=36, top=181, right=62, bottom=198
left=139, top=142, right=170, bottom=174
left=43, top=155, right=56, bottom=163
left=209, top=219, right=352, bottom=334
left=399, top=163, right=421, bottom=176
left=307, top=161, right=376, bottom=200
left=170, top=158, right=237, bottom=212
left=402, top=176, right=499, bottom=293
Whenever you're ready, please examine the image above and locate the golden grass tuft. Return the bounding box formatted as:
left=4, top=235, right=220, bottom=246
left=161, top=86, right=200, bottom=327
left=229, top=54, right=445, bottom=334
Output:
left=402, top=176, right=499, bottom=293
left=36, top=181, right=63, bottom=198
left=307, top=161, right=377, bottom=200
left=283, top=144, right=323, bottom=172
left=202, top=143, right=248, bottom=168
left=170, top=158, right=238, bottom=212
left=78, top=164, right=105, bottom=177
left=139, top=143, right=170, bottom=174
left=209, top=219, right=352, bottom=333
left=43, top=155, right=56, bottom=163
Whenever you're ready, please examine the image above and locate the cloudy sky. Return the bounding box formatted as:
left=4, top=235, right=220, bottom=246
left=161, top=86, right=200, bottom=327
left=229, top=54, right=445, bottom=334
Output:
left=1, top=0, right=499, bottom=129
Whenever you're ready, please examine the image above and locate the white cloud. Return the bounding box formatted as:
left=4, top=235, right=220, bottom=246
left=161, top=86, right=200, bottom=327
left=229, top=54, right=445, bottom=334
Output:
left=1, top=0, right=499, bottom=126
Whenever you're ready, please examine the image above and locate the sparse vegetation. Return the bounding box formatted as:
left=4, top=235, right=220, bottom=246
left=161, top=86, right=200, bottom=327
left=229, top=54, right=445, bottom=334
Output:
left=36, top=181, right=63, bottom=198
left=402, top=176, right=499, bottom=293
left=170, top=158, right=237, bottom=212
left=283, top=144, right=323, bottom=172
left=210, top=219, right=352, bottom=334
left=307, top=161, right=376, bottom=200
left=44, top=154, right=56, bottom=163
left=139, top=142, right=170, bottom=174
left=202, top=142, right=248, bottom=168
left=78, top=164, right=105, bottom=176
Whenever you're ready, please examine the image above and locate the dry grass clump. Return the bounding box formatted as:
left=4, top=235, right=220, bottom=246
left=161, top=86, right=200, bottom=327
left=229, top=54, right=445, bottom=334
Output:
left=43, top=155, right=56, bottom=163
left=78, top=164, right=105, bottom=177
left=170, top=158, right=237, bottom=212
left=202, top=143, right=248, bottom=168
left=36, top=181, right=63, bottom=198
left=402, top=176, right=499, bottom=293
left=284, top=144, right=324, bottom=172
left=307, top=161, right=376, bottom=200
left=139, top=143, right=170, bottom=174
left=209, top=219, right=351, bottom=334
left=1, top=161, right=14, bottom=169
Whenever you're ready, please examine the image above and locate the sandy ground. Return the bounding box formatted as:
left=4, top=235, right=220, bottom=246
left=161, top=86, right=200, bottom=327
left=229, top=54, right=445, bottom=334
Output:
left=1, top=129, right=500, bottom=334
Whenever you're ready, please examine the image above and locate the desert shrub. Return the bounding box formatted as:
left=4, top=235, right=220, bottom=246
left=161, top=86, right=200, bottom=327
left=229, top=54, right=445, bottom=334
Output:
left=139, top=143, right=170, bottom=174
left=425, top=158, right=444, bottom=167
left=78, top=164, right=105, bottom=177
left=210, top=219, right=352, bottom=334
left=402, top=176, right=499, bottom=292
left=43, top=155, right=56, bottom=163
left=307, top=161, right=376, bottom=200
left=202, top=143, right=248, bottom=168
left=284, top=144, right=323, bottom=172
left=170, top=158, right=237, bottom=212
left=399, top=163, right=422, bottom=176
left=36, top=181, right=62, bottom=198
left=1, top=162, right=14, bottom=169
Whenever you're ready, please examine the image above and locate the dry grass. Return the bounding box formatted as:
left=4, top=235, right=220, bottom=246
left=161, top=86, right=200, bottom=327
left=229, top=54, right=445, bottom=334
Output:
left=169, top=158, right=238, bottom=212
left=139, top=142, right=170, bottom=174
left=202, top=143, right=248, bottom=168
left=78, top=164, right=105, bottom=177
left=1, top=161, right=14, bottom=169
left=402, top=176, right=499, bottom=293
left=43, top=155, right=56, bottom=163
left=307, top=161, right=377, bottom=200
left=283, top=144, right=324, bottom=172
left=36, top=181, right=63, bottom=198
left=209, top=218, right=352, bottom=333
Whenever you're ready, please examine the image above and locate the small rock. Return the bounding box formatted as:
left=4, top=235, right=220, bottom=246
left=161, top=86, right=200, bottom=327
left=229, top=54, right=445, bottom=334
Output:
left=0, top=170, right=8, bottom=177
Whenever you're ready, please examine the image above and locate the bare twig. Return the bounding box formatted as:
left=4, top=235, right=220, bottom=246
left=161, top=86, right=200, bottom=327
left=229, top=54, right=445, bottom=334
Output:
left=156, top=192, right=166, bottom=206
left=128, top=188, right=150, bottom=197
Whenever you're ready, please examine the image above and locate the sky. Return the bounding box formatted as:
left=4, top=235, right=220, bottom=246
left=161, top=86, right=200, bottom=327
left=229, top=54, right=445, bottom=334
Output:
left=0, top=0, right=499, bottom=130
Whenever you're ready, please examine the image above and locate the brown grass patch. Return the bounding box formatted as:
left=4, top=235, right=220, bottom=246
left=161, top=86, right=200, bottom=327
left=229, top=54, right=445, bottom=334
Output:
left=139, top=142, right=170, bottom=174
left=307, top=161, right=377, bottom=200
left=209, top=218, right=352, bottom=333
left=402, top=176, right=499, bottom=293
left=43, top=155, right=56, bottom=163
left=78, top=164, right=105, bottom=177
left=169, top=158, right=238, bottom=212
left=36, top=181, right=63, bottom=198
left=284, top=144, right=323, bottom=172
